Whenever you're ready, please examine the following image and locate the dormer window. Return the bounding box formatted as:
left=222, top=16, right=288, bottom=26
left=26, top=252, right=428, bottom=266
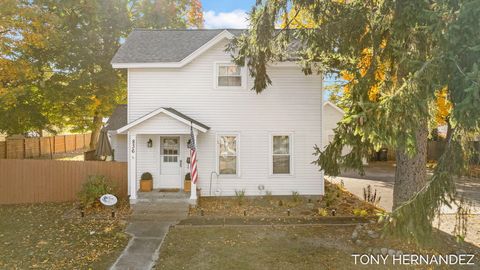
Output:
left=214, top=62, right=246, bottom=89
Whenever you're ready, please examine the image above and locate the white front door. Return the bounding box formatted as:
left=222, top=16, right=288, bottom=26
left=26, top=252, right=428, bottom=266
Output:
left=159, top=136, right=181, bottom=188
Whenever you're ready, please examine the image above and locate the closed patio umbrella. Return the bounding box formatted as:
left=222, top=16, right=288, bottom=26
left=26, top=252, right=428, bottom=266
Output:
left=95, top=128, right=113, bottom=160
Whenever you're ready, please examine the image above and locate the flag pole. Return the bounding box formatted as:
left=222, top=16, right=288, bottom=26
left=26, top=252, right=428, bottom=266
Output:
left=189, top=122, right=198, bottom=201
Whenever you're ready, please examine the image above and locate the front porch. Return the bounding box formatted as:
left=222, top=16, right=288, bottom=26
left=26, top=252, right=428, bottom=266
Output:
left=114, top=107, right=210, bottom=204
left=136, top=189, right=192, bottom=203
left=128, top=133, right=201, bottom=204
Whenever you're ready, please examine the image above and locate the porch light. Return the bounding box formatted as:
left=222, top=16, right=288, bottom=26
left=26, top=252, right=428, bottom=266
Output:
left=147, top=139, right=153, bottom=148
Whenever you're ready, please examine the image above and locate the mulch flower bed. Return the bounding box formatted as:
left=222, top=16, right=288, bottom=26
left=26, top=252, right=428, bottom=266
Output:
left=178, top=216, right=373, bottom=226
left=190, top=180, right=381, bottom=218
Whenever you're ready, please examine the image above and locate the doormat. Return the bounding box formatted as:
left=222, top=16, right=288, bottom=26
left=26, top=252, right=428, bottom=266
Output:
left=158, top=188, right=181, bottom=192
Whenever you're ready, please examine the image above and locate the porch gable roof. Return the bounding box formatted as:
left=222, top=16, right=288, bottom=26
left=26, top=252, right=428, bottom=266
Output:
left=116, top=107, right=210, bottom=134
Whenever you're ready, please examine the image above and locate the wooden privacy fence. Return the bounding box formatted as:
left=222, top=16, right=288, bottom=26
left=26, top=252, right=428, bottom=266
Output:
left=427, top=141, right=446, bottom=161
left=376, top=141, right=479, bottom=162
left=0, top=159, right=127, bottom=204
left=0, top=133, right=91, bottom=159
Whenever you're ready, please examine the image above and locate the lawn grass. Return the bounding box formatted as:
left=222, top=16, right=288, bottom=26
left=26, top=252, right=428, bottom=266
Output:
left=156, top=226, right=479, bottom=270
left=157, top=226, right=355, bottom=270
left=35, top=150, right=86, bottom=161
left=177, top=179, right=478, bottom=269
left=0, top=203, right=130, bottom=269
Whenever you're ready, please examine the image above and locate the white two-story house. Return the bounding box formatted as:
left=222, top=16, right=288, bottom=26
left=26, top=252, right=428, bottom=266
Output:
left=109, top=29, right=325, bottom=202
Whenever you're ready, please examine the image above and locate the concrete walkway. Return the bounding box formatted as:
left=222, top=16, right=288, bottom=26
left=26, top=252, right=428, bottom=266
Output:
left=110, top=192, right=190, bottom=270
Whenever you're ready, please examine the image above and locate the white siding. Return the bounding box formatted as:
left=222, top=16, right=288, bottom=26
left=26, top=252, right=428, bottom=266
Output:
left=128, top=39, right=324, bottom=196
left=136, top=134, right=160, bottom=189
left=129, top=113, right=190, bottom=134
left=322, top=103, right=344, bottom=148
left=322, top=103, right=351, bottom=156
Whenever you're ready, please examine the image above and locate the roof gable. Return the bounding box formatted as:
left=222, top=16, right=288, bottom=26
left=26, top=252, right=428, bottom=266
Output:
left=112, top=29, right=242, bottom=68
left=323, top=101, right=345, bottom=115
left=116, top=107, right=210, bottom=134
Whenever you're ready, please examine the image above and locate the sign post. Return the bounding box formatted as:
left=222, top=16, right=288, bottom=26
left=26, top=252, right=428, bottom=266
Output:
left=100, top=194, right=118, bottom=218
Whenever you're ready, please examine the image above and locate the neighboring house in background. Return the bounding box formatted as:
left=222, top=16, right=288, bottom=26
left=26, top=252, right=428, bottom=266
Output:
left=322, top=101, right=344, bottom=149
left=322, top=101, right=355, bottom=159
left=0, top=134, right=6, bottom=141
left=109, top=29, right=325, bottom=203
left=105, top=105, right=128, bottom=162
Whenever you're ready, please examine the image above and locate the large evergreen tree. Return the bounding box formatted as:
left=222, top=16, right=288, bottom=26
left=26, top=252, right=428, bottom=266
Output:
left=231, top=0, right=480, bottom=242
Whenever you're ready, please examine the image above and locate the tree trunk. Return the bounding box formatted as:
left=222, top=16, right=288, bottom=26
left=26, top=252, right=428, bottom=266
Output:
left=393, top=120, right=428, bottom=209
left=89, top=114, right=102, bottom=150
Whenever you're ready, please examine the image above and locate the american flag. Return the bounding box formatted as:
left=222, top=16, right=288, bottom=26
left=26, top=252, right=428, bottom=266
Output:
left=188, top=123, right=198, bottom=184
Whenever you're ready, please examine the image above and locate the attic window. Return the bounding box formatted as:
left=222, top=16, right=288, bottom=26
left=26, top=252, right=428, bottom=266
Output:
left=215, top=63, right=245, bottom=88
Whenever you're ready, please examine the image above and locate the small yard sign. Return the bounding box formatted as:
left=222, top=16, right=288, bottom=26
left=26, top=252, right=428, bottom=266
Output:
left=100, top=194, right=118, bottom=206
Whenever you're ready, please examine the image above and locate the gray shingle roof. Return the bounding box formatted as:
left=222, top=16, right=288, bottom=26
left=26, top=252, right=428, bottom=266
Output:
left=111, top=29, right=245, bottom=64
left=105, top=104, right=127, bottom=131
left=163, top=107, right=210, bottom=130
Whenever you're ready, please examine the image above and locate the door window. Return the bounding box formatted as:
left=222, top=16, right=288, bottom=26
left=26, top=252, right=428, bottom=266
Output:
left=161, top=138, right=179, bottom=162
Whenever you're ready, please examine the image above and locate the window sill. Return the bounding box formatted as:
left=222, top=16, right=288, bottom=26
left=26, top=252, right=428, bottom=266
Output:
left=213, top=86, right=247, bottom=91
left=218, top=174, right=241, bottom=179
left=269, top=173, right=295, bottom=178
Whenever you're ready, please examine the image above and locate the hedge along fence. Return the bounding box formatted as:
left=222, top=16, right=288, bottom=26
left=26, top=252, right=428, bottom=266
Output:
left=0, top=159, right=128, bottom=204
left=0, top=133, right=91, bottom=159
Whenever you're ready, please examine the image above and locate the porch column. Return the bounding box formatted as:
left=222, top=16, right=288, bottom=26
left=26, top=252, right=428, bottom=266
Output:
left=189, top=130, right=198, bottom=200
left=129, top=133, right=138, bottom=202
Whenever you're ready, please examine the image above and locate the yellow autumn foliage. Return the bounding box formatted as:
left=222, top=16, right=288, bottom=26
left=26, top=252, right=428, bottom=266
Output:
left=281, top=8, right=386, bottom=102
left=281, top=8, right=317, bottom=29
left=281, top=5, right=450, bottom=112
left=435, top=87, right=452, bottom=125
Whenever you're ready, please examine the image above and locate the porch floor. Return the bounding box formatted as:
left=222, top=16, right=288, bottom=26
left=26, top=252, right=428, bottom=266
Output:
left=137, top=189, right=190, bottom=203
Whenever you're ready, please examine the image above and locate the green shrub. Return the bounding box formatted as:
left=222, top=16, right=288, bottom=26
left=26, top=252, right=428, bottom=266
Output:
left=235, top=189, right=246, bottom=205
left=353, top=208, right=369, bottom=217
left=78, top=175, right=116, bottom=208
left=264, top=190, right=273, bottom=200
left=317, top=208, right=328, bottom=216
left=141, top=172, right=153, bottom=180
left=323, top=188, right=339, bottom=207
left=291, top=191, right=301, bottom=202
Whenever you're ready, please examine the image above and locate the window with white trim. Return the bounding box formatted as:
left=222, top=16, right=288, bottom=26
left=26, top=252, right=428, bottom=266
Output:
left=218, top=135, right=237, bottom=175
left=272, top=135, right=291, bottom=174
left=215, top=63, right=244, bottom=88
